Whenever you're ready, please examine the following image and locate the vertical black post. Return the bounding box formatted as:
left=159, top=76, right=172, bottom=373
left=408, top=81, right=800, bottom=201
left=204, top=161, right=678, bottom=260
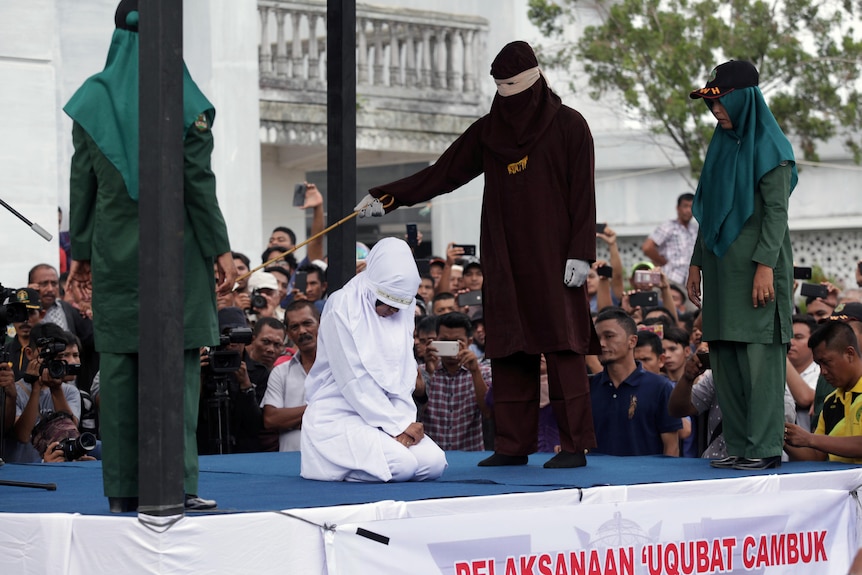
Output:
left=327, top=0, right=357, bottom=291
left=137, top=0, right=185, bottom=517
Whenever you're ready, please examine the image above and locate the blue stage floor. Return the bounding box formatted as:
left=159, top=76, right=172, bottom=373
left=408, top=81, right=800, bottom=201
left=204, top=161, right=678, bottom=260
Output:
left=0, top=451, right=855, bottom=516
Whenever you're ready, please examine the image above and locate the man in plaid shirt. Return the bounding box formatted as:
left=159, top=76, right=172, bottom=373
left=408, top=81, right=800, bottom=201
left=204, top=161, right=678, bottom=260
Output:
left=641, top=193, right=699, bottom=287
left=418, top=313, right=491, bottom=451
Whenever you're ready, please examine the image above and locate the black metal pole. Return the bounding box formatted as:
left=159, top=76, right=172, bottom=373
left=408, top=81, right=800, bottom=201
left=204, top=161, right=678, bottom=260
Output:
left=327, top=0, right=357, bottom=292
left=137, top=0, right=185, bottom=517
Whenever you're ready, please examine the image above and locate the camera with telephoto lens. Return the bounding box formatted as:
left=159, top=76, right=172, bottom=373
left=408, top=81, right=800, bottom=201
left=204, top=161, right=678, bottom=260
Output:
left=207, top=326, right=254, bottom=374
left=57, top=432, right=97, bottom=461
left=249, top=289, right=268, bottom=311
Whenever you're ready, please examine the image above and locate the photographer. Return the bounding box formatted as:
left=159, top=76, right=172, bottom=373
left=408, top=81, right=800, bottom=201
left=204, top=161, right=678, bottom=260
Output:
left=247, top=270, right=283, bottom=321
left=8, top=323, right=82, bottom=463
left=42, top=440, right=97, bottom=463
left=197, top=307, right=267, bottom=454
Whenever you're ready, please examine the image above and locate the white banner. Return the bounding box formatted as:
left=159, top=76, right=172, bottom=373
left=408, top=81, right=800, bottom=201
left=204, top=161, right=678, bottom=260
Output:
left=328, top=489, right=856, bottom=575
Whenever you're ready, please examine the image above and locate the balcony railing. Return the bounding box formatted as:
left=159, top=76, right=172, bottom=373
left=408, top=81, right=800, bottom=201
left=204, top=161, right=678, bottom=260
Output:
left=258, top=0, right=489, bottom=110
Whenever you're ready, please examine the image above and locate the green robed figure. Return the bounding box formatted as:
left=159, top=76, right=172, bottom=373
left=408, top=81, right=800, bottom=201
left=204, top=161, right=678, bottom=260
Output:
left=64, top=0, right=237, bottom=513
left=686, top=60, right=798, bottom=471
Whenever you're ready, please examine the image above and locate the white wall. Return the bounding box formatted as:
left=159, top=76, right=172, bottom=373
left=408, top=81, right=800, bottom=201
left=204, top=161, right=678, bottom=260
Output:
left=0, top=0, right=67, bottom=286
left=185, top=0, right=263, bottom=260
left=259, top=147, right=311, bottom=262
left=0, top=0, right=261, bottom=288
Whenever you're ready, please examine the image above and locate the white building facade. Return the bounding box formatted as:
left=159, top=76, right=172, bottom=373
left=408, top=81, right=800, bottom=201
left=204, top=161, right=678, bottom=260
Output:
left=1, top=0, right=860, bottom=290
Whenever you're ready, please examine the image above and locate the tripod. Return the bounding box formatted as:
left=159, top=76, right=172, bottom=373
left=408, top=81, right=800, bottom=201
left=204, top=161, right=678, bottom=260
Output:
left=0, top=387, right=57, bottom=490
left=203, top=375, right=234, bottom=455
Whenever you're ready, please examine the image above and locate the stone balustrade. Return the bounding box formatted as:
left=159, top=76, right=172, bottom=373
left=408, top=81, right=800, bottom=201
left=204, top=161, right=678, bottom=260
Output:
left=258, top=0, right=488, bottom=109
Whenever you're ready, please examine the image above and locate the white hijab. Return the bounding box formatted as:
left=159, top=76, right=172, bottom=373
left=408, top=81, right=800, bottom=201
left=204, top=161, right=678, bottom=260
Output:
left=331, top=237, right=420, bottom=395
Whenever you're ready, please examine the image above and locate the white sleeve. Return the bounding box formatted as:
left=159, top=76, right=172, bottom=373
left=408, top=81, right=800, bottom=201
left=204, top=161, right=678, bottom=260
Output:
left=261, top=363, right=288, bottom=409
left=322, top=310, right=414, bottom=437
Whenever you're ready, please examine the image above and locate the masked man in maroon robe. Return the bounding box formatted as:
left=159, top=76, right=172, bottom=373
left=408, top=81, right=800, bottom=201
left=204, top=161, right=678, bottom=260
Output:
left=360, top=41, right=599, bottom=468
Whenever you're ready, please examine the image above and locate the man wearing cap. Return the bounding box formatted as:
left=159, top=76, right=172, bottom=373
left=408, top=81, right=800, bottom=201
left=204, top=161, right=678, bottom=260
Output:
left=4, top=288, right=42, bottom=381
left=0, top=290, right=37, bottom=451
left=64, top=0, right=237, bottom=511
left=686, top=60, right=797, bottom=470
left=248, top=270, right=283, bottom=321
left=359, top=41, right=599, bottom=469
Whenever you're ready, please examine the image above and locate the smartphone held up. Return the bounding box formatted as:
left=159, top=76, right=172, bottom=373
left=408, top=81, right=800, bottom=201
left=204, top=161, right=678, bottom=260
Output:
left=293, top=183, right=307, bottom=207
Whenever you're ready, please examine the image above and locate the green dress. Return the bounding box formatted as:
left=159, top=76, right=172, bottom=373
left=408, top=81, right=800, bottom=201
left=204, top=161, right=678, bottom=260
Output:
left=69, top=118, right=230, bottom=497
left=691, top=165, right=793, bottom=459
left=690, top=83, right=796, bottom=460
left=65, top=12, right=231, bottom=497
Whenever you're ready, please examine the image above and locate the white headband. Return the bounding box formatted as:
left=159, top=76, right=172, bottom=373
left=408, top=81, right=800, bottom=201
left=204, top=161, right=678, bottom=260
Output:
left=495, top=66, right=541, bottom=97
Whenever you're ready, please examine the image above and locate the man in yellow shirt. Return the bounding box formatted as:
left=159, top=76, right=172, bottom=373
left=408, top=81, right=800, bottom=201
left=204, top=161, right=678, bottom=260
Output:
left=784, top=321, right=862, bottom=463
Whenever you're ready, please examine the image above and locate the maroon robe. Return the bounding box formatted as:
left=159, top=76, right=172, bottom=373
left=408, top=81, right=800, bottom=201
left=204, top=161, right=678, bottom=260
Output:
left=370, top=105, right=600, bottom=360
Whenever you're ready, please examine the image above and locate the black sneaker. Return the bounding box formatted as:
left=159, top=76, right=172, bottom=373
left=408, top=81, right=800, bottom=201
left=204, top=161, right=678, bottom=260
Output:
left=732, top=456, right=781, bottom=470
left=709, top=456, right=740, bottom=469
left=184, top=494, right=217, bottom=510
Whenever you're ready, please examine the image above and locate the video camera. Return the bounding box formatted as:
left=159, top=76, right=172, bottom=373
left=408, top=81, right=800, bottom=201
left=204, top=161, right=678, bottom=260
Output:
left=35, top=337, right=80, bottom=380
left=201, top=325, right=254, bottom=455
left=206, top=326, right=254, bottom=374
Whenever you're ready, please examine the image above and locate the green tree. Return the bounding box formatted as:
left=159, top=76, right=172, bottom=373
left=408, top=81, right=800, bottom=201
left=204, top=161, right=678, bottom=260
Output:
left=528, top=0, right=862, bottom=176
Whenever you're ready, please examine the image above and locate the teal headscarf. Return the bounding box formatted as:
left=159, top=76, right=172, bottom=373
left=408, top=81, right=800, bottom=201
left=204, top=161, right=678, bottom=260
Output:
left=64, top=10, right=214, bottom=201
left=692, top=86, right=797, bottom=257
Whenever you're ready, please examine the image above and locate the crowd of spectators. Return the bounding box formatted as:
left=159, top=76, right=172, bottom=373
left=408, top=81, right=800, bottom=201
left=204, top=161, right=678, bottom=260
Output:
left=5, top=189, right=862, bottom=469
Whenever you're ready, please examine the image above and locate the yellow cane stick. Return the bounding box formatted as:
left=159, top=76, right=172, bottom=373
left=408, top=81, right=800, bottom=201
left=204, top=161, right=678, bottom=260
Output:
left=237, top=195, right=395, bottom=283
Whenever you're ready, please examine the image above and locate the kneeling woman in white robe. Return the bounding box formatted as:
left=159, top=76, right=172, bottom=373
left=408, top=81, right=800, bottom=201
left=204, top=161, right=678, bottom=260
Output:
left=301, top=238, right=448, bottom=482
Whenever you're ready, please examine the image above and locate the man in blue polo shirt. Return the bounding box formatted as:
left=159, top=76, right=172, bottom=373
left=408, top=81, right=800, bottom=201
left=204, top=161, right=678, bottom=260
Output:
left=590, top=308, right=682, bottom=456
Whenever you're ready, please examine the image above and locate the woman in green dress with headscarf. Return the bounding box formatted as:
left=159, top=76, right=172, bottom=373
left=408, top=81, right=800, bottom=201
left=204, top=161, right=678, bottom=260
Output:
left=687, top=60, right=798, bottom=471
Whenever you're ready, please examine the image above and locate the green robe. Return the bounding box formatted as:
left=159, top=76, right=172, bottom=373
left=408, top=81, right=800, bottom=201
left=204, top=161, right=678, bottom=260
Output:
left=691, top=164, right=793, bottom=345
left=69, top=119, right=230, bottom=353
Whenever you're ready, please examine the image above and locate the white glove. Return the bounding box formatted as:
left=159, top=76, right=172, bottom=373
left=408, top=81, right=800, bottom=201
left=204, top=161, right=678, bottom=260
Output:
left=354, top=194, right=385, bottom=218
left=564, top=259, right=590, bottom=287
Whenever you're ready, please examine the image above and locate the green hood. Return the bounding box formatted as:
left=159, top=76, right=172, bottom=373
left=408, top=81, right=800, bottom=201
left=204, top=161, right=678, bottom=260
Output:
left=64, top=10, right=214, bottom=201
left=692, top=86, right=797, bottom=257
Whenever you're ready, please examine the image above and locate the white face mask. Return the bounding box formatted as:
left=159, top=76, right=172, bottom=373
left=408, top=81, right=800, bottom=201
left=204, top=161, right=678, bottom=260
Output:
left=494, top=67, right=541, bottom=97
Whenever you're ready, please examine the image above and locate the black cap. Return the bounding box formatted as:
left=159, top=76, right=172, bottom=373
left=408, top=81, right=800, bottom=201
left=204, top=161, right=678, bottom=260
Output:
left=460, top=256, right=482, bottom=271
left=10, top=288, right=42, bottom=310
left=690, top=60, right=759, bottom=100
left=829, top=302, right=862, bottom=323
left=218, top=306, right=247, bottom=329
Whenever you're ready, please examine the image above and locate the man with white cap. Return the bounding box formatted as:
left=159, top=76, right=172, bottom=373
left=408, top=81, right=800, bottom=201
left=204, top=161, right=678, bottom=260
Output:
left=300, top=238, right=448, bottom=482
left=248, top=270, right=283, bottom=321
